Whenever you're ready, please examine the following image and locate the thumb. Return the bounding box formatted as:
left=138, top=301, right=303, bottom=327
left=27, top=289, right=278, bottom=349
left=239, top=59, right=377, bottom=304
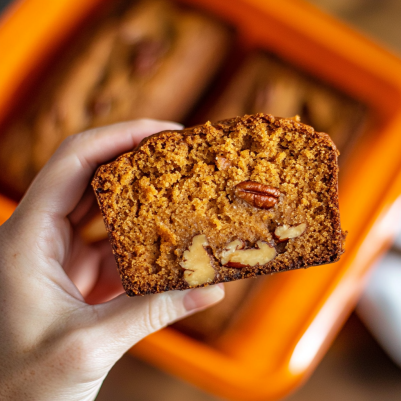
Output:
left=89, top=285, right=225, bottom=360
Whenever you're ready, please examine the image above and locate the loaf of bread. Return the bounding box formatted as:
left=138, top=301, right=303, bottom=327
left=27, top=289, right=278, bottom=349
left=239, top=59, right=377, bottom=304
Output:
left=208, top=53, right=366, bottom=158
left=92, top=113, right=345, bottom=296
left=0, top=0, right=231, bottom=194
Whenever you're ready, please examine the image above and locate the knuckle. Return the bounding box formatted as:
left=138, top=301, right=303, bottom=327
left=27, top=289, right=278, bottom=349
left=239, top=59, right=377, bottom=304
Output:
left=57, top=134, right=79, bottom=155
left=146, top=294, right=178, bottom=333
left=60, top=134, right=77, bottom=147
left=56, top=328, right=98, bottom=372
left=58, top=129, right=94, bottom=153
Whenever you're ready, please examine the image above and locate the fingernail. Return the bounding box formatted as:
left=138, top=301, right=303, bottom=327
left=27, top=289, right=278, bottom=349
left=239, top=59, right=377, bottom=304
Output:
left=183, top=284, right=225, bottom=312
left=163, top=121, right=184, bottom=130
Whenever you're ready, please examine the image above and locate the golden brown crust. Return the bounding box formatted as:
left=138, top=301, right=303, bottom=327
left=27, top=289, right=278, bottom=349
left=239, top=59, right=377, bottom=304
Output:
left=93, top=113, right=344, bottom=296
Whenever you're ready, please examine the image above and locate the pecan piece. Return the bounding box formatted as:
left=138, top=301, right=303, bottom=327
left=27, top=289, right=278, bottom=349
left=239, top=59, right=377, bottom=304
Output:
left=216, top=156, right=233, bottom=171
left=180, top=234, right=215, bottom=286
left=235, top=181, right=280, bottom=209
left=274, top=223, right=307, bottom=242
left=132, top=39, right=168, bottom=75
left=221, top=239, right=276, bottom=268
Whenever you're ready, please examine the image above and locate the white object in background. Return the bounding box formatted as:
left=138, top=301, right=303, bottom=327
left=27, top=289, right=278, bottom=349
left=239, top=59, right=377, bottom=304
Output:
left=392, top=227, right=401, bottom=251
left=357, top=251, right=401, bottom=367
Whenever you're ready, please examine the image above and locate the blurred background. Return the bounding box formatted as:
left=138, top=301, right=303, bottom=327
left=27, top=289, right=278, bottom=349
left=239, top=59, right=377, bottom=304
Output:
left=1, top=0, right=401, bottom=400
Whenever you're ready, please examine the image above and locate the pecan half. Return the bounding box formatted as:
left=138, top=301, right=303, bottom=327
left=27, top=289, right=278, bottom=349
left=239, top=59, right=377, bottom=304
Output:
left=235, top=181, right=280, bottom=209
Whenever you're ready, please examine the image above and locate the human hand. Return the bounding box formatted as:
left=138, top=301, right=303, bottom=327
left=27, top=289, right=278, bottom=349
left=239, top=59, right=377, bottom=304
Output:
left=0, top=120, right=225, bottom=401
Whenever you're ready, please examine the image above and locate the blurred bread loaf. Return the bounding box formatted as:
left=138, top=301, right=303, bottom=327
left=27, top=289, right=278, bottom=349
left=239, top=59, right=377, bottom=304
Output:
left=0, top=0, right=231, bottom=194
left=208, top=53, right=366, bottom=158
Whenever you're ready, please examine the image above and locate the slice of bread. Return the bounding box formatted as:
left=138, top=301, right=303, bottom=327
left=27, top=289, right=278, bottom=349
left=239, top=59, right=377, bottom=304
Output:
left=92, top=113, right=345, bottom=296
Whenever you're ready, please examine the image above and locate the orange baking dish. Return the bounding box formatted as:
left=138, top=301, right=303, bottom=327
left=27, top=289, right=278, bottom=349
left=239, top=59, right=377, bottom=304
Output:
left=2, top=0, right=401, bottom=400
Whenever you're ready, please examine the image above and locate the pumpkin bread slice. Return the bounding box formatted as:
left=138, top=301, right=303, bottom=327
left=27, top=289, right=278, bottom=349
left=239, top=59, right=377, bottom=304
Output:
left=92, top=113, right=345, bottom=296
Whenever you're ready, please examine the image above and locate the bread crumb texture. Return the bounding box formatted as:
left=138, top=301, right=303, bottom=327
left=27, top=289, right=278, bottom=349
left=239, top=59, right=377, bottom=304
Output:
left=92, top=113, right=344, bottom=295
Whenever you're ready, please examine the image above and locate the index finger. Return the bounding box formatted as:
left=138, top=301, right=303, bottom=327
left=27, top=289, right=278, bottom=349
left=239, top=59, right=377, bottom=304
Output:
left=19, top=119, right=183, bottom=218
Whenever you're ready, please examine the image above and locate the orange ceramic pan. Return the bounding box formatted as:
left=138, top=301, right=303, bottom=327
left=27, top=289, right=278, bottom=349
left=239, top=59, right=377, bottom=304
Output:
left=2, top=0, right=401, bottom=400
